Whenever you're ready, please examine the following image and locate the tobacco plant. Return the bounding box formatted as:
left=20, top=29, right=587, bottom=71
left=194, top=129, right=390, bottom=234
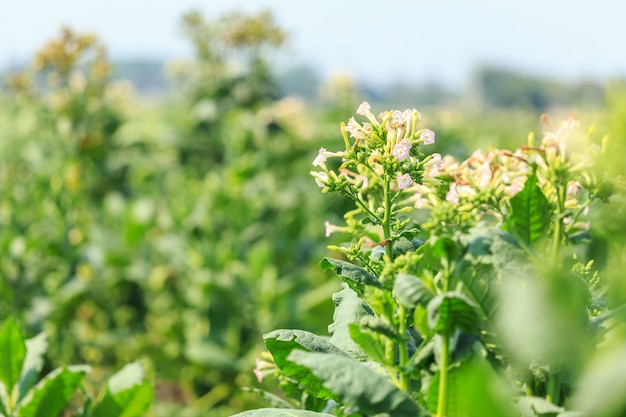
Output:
left=235, top=103, right=621, bottom=416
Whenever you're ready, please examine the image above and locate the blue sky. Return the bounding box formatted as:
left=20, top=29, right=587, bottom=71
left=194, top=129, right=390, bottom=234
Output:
left=1, top=0, right=625, bottom=88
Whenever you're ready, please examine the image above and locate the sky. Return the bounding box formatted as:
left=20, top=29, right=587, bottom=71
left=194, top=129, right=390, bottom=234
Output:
left=1, top=0, right=625, bottom=88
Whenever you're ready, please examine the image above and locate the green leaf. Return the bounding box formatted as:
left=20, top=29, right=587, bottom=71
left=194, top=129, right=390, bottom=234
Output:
left=394, top=273, right=435, bottom=309
left=91, top=382, right=153, bottom=417
left=264, top=329, right=348, bottom=370
left=91, top=362, right=153, bottom=417
left=570, top=344, right=626, bottom=417
left=18, top=333, right=48, bottom=402
left=319, top=258, right=382, bottom=296
left=0, top=317, right=26, bottom=395
left=427, top=293, right=480, bottom=335
left=348, top=323, right=386, bottom=363
left=426, top=367, right=462, bottom=416
left=516, top=396, right=564, bottom=416
left=504, top=173, right=552, bottom=246
left=241, top=387, right=294, bottom=409
left=18, top=365, right=89, bottom=417
left=328, top=287, right=373, bottom=360
left=231, top=409, right=334, bottom=417
left=287, top=350, right=423, bottom=417
left=427, top=358, right=516, bottom=417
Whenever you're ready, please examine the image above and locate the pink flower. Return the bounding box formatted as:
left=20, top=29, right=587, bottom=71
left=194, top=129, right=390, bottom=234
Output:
left=324, top=220, right=333, bottom=237
left=567, top=181, right=582, bottom=198
left=253, top=357, right=274, bottom=383
left=398, top=173, right=413, bottom=189
left=393, top=143, right=410, bottom=161
left=420, top=129, right=435, bottom=145
left=446, top=183, right=459, bottom=204
left=312, top=147, right=328, bottom=166
left=356, top=101, right=371, bottom=116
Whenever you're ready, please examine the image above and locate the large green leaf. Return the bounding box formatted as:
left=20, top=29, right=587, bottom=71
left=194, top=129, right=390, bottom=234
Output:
left=91, top=362, right=153, bottom=417
left=0, top=317, right=26, bottom=395
left=231, top=409, right=334, bottom=417
left=504, top=173, right=552, bottom=246
left=328, top=287, right=373, bottom=360
left=18, top=365, right=89, bottom=417
left=264, top=329, right=348, bottom=370
left=394, top=273, right=435, bottom=309
left=319, top=258, right=382, bottom=296
left=287, top=350, right=423, bottom=417
left=18, top=333, right=48, bottom=402
left=427, top=293, right=480, bottom=335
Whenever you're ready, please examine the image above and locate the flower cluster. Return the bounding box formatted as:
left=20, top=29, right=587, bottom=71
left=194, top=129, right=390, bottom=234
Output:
left=409, top=114, right=602, bottom=236
left=310, top=101, right=436, bottom=192
left=309, top=101, right=437, bottom=240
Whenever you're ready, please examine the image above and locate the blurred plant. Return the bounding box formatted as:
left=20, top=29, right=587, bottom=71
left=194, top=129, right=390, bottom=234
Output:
left=236, top=102, right=623, bottom=417
left=167, top=9, right=287, bottom=168
left=0, top=317, right=152, bottom=417
left=7, top=26, right=128, bottom=199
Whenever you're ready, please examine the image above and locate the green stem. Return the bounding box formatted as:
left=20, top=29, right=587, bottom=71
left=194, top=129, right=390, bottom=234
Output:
left=398, top=304, right=409, bottom=392
left=546, top=371, right=561, bottom=405
left=347, top=188, right=383, bottom=225
left=382, top=177, right=393, bottom=259
left=381, top=175, right=411, bottom=391
left=436, top=331, right=450, bottom=417
left=551, top=183, right=566, bottom=260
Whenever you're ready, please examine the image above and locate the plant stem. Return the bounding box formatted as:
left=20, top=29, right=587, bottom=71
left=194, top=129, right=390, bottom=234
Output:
left=436, top=331, right=450, bottom=417
left=382, top=175, right=393, bottom=260
left=547, top=371, right=561, bottom=405
left=382, top=175, right=410, bottom=391
left=398, top=304, right=409, bottom=391
left=551, top=183, right=566, bottom=260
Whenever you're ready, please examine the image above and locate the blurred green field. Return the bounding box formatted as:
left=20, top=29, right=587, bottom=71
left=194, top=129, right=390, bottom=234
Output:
left=1, top=9, right=625, bottom=417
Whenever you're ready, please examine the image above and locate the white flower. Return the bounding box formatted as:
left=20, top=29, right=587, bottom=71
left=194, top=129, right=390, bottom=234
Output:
left=311, top=171, right=329, bottom=188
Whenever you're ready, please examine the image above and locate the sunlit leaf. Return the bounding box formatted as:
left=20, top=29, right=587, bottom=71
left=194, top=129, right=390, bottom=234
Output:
left=264, top=329, right=348, bottom=370
left=18, top=332, right=48, bottom=402
left=18, top=365, right=89, bottom=417
left=0, top=317, right=26, bottom=395
left=504, top=173, right=551, bottom=246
